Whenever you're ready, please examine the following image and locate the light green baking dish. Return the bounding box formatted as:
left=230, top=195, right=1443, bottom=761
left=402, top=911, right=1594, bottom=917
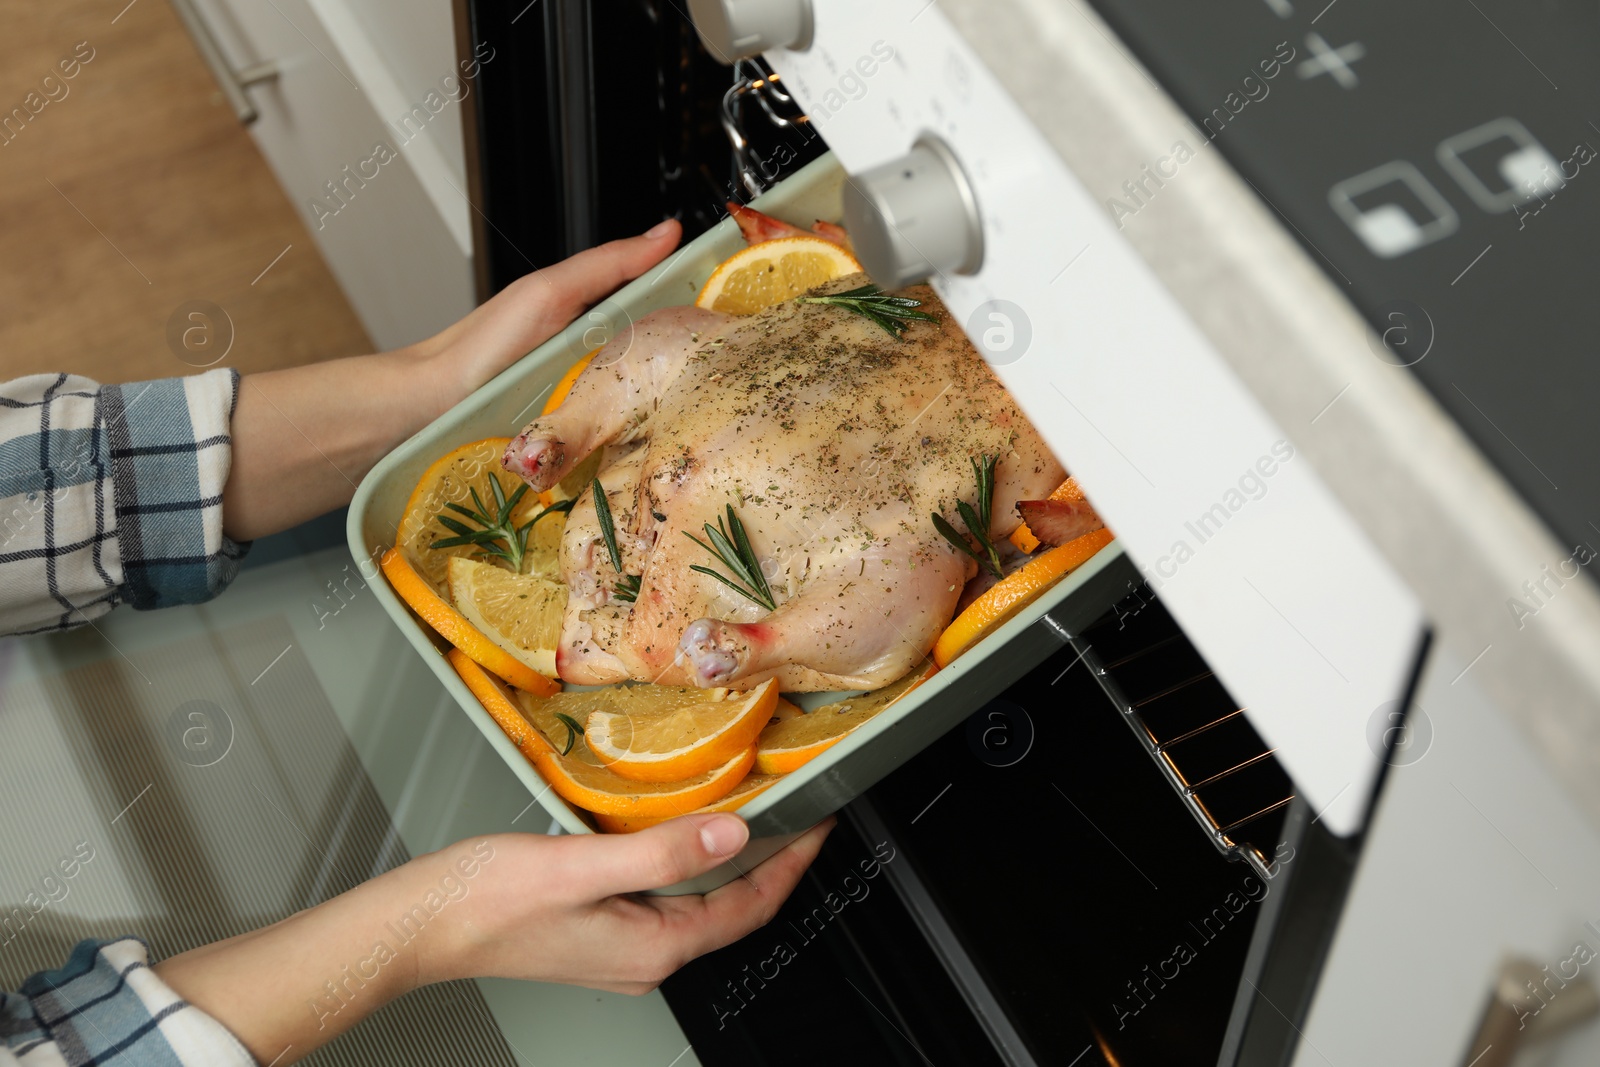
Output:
left=348, top=152, right=1135, bottom=893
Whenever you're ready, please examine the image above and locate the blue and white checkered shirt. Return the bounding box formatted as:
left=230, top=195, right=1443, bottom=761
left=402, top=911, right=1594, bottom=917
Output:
left=0, top=371, right=248, bottom=635
left=1, top=371, right=253, bottom=1065
left=2, top=940, right=253, bottom=1066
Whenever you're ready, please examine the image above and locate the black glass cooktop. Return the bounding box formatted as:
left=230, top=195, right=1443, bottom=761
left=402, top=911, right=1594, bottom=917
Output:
left=1089, top=0, right=1600, bottom=571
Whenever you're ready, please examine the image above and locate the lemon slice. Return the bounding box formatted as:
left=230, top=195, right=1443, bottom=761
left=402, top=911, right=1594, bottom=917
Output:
left=524, top=505, right=565, bottom=580
left=446, top=556, right=568, bottom=679
left=496, top=680, right=776, bottom=784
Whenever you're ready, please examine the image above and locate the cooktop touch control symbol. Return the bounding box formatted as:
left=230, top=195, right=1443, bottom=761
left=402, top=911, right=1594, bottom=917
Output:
left=1328, top=161, right=1459, bottom=258
left=1437, top=117, right=1565, bottom=213
left=1296, top=32, right=1366, bottom=89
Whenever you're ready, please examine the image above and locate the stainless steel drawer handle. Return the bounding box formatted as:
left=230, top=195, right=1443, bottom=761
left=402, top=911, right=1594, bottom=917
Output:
left=169, top=0, right=280, bottom=124
left=1462, top=956, right=1599, bottom=1066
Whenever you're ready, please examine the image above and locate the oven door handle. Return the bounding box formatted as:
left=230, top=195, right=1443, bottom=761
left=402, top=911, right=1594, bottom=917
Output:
left=1462, top=957, right=1599, bottom=1066
left=169, top=0, right=280, bottom=125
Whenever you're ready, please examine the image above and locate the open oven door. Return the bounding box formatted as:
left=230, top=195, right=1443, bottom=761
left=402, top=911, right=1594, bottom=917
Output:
left=682, top=0, right=1600, bottom=1062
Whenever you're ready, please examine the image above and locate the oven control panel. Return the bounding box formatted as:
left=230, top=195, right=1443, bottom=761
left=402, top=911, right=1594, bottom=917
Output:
left=733, top=0, right=1428, bottom=836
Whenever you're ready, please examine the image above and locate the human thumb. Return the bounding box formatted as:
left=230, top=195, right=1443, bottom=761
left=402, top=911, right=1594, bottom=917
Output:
left=578, top=813, right=750, bottom=898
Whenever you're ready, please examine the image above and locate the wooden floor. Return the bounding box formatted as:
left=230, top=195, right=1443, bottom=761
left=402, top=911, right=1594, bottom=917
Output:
left=0, top=0, right=371, bottom=386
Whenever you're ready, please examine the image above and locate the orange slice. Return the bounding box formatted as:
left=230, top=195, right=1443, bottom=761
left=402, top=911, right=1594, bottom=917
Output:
left=446, top=557, right=567, bottom=678
left=695, top=236, right=862, bottom=315
left=591, top=774, right=784, bottom=834
left=543, top=349, right=599, bottom=417
left=582, top=679, right=778, bottom=783
left=754, top=659, right=936, bottom=775
left=382, top=548, right=560, bottom=696
left=396, top=437, right=544, bottom=596
left=771, top=697, right=804, bottom=722
left=531, top=745, right=755, bottom=820
left=447, top=647, right=557, bottom=763
left=517, top=688, right=756, bottom=818
left=1009, top=477, right=1089, bottom=554
left=934, top=528, right=1115, bottom=667
left=448, top=650, right=757, bottom=818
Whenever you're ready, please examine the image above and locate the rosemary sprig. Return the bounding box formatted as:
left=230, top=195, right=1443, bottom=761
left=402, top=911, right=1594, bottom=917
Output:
left=553, top=712, right=584, bottom=756
left=684, top=504, right=776, bottom=611
left=794, top=283, right=938, bottom=339
left=590, top=478, right=641, bottom=602
left=430, top=476, right=572, bottom=574
left=931, top=454, right=1004, bottom=580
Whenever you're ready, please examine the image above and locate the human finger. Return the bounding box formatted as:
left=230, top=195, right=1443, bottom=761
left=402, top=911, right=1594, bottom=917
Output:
left=654, top=817, right=836, bottom=959
left=557, top=812, right=750, bottom=900
left=525, top=219, right=682, bottom=323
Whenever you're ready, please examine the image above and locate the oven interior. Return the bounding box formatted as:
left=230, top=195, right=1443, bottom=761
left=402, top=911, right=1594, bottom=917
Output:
left=462, top=0, right=825, bottom=293
left=662, top=590, right=1357, bottom=1067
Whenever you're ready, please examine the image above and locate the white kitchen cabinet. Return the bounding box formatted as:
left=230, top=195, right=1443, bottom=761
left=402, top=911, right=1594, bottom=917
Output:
left=184, top=0, right=476, bottom=349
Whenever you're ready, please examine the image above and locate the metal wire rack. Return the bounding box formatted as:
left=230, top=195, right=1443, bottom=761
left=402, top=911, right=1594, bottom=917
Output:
left=1071, top=592, right=1296, bottom=880
left=721, top=57, right=812, bottom=196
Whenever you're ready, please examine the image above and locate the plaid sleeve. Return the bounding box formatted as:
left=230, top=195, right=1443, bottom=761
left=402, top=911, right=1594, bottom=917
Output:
left=0, top=371, right=249, bottom=636
left=1, top=938, right=255, bottom=1067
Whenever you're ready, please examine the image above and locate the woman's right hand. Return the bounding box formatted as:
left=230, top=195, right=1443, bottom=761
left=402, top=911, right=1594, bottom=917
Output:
left=415, top=814, right=834, bottom=994
left=154, top=813, right=832, bottom=1065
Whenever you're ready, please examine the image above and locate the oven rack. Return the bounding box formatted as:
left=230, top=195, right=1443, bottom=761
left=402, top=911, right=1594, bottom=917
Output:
left=721, top=57, right=809, bottom=196
left=1070, top=596, right=1295, bottom=881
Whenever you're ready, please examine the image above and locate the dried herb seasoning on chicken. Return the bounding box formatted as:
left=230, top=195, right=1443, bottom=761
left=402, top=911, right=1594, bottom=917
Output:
left=503, top=273, right=1065, bottom=692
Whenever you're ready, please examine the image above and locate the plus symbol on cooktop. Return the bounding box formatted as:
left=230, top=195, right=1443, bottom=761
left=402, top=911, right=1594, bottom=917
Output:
left=1297, top=32, right=1366, bottom=88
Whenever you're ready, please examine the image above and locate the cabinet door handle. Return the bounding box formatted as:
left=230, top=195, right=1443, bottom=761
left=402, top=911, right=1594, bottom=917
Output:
left=169, top=0, right=279, bottom=124
left=1462, top=957, right=1599, bottom=1067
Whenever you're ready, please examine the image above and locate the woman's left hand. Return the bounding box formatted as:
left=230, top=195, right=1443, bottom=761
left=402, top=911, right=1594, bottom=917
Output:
left=222, top=220, right=682, bottom=542
left=414, top=219, right=682, bottom=406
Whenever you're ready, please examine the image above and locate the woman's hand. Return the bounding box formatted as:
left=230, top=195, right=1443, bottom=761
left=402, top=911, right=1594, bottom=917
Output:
left=154, top=813, right=832, bottom=1065
left=413, top=219, right=682, bottom=405
left=222, top=221, right=683, bottom=542
left=416, top=813, right=833, bottom=993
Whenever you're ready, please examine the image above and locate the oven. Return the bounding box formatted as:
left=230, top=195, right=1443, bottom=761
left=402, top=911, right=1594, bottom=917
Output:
left=661, top=593, right=1345, bottom=1066
left=457, top=0, right=826, bottom=292
left=455, top=1, right=1600, bottom=1064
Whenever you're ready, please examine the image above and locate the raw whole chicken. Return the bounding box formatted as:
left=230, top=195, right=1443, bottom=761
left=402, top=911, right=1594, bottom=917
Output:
left=503, top=275, right=1065, bottom=691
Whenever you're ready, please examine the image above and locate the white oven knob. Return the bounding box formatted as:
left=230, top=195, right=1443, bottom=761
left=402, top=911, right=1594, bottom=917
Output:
left=686, top=0, right=812, bottom=61
left=843, top=136, right=985, bottom=288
